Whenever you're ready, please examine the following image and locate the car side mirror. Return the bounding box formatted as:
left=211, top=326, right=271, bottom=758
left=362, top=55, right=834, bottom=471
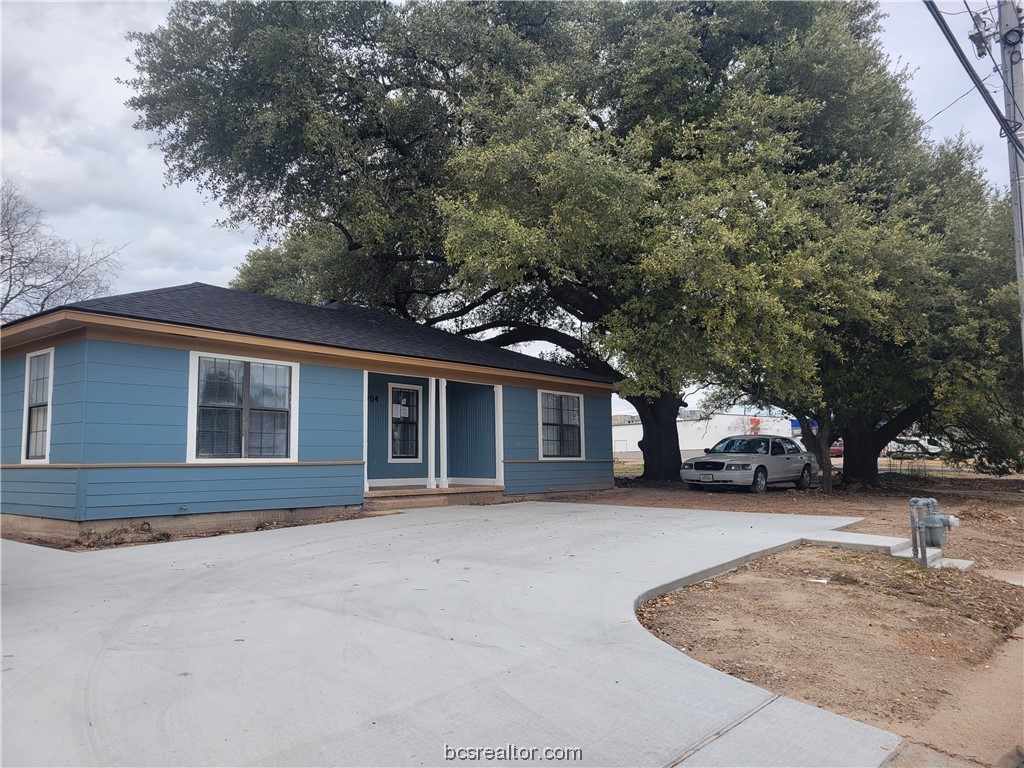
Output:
left=704, top=448, right=710, bottom=454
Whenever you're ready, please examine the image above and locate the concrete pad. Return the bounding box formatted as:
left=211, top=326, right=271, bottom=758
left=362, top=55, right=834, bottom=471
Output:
left=936, top=557, right=975, bottom=571
left=893, top=546, right=943, bottom=564
left=801, top=530, right=912, bottom=554
left=1, top=502, right=900, bottom=767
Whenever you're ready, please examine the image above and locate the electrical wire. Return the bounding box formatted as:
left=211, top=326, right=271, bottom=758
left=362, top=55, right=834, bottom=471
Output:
left=923, top=0, right=1024, bottom=159
left=925, top=72, right=998, bottom=124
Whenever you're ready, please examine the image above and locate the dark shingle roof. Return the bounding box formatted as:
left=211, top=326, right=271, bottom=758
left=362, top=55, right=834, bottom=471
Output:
left=10, top=283, right=612, bottom=384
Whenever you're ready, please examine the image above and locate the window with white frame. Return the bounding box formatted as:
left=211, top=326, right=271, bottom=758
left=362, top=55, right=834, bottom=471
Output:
left=191, top=354, right=295, bottom=460
left=540, top=391, right=582, bottom=458
left=23, top=349, right=54, bottom=462
left=389, top=384, right=421, bottom=461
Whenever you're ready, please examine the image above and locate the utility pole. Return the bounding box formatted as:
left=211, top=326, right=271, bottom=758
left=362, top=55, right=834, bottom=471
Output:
left=996, top=0, right=1024, bottom=383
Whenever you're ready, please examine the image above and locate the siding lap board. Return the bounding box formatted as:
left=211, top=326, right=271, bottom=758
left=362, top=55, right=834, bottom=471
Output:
left=0, top=356, right=25, bottom=464
left=82, top=341, right=189, bottom=464
left=82, top=465, right=363, bottom=520
left=299, top=365, right=362, bottom=462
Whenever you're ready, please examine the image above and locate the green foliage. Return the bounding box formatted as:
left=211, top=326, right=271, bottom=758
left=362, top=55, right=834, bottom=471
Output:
left=125, top=1, right=1023, bottom=481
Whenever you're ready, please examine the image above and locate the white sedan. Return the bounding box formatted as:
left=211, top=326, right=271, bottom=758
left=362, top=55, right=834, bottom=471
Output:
left=681, top=434, right=819, bottom=493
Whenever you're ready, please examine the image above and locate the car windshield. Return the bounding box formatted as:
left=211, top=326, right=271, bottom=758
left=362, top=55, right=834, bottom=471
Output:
left=709, top=437, right=769, bottom=455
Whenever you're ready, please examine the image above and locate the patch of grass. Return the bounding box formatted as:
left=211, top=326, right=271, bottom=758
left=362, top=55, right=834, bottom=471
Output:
left=614, top=461, right=644, bottom=479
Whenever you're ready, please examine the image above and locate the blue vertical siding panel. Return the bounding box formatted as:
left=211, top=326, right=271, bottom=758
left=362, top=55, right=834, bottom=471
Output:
left=503, top=461, right=615, bottom=495
left=366, top=373, right=429, bottom=480
left=447, top=382, right=496, bottom=478
left=584, top=394, right=613, bottom=460
left=0, top=468, right=80, bottom=520
left=49, top=342, right=86, bottom=464
left=502, top=386, right=538, bottom=461
left=82, top=342, right=190, bottom=464
left=298, top=365, right=363, bottom=462
left=1, top=356, right=25, bottom=464
left=82, top=464, right=364, bottom=519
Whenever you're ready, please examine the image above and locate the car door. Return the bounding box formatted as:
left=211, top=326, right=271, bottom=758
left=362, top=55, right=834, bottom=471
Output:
left=769, top=438, right=795, bottom=480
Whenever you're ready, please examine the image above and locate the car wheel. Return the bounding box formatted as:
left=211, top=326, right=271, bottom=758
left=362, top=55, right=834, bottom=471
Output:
left=795, top=465, right=812, bottom=490
left=748, top=467, right=767, bottom=494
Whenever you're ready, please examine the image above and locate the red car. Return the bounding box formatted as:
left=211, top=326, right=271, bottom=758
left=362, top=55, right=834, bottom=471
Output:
left=829, top=441, right=844, bottom=458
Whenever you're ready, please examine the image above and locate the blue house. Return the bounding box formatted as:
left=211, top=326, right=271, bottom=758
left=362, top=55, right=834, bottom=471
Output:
left=1, top=284, right=614, bottom=531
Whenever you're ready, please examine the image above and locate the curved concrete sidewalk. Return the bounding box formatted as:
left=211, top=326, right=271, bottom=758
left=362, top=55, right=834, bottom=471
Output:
left=1, top=502, right=900, bottom=767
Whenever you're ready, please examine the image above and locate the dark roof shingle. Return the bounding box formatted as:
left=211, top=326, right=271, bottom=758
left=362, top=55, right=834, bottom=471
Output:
left=10, top=283, right=612, bottom=384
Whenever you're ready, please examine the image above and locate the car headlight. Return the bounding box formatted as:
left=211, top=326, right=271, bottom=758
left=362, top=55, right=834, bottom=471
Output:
left=725, top=463, right=752, bottom=471
left=682, top=463, right=693, bottom=470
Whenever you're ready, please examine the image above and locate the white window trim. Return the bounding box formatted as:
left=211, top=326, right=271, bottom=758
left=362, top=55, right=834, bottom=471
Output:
left=186, top=350, right=300, bottom=464
left=387, top=382, right=423, bottom=464
left=21, top=347, right=55, bottom=464
left=537, top=389, right=586, bottom=461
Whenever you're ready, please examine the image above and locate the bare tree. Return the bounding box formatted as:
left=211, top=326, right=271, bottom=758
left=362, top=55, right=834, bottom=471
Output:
left=1, top=180, right=123, bottom=323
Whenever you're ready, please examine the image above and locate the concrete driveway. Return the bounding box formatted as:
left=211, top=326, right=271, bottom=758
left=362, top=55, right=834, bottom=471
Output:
left=1, top=502, right=900, bottom=767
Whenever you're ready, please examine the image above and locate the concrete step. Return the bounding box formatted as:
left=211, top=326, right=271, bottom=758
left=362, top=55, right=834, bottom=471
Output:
left=364, top=487, right=506, bottom=513
left=893, top=546, right=944, bottom=565
left=802, top=531, right=912, bottom=554
left=935, top=557, right=975, bottom=571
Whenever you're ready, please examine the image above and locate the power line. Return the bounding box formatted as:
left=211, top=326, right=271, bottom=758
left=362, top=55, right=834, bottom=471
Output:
left=925, top=72, right=998, bottom=124
left=923, top=0, right=1024, bottom=159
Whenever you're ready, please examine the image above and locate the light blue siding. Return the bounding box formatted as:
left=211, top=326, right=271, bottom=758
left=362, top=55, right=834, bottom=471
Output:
left=447, top=382, right=496, bottom=479
left=82, top=341, right=189, bottom=464
left=584, top=394, right=613, bottom=460
left=367, top=373, right=429, bottom=480
left=81, top=464, right=363, bottom=520
left=1, top=356, right=25, bottom=464
left=50, top=342, right=87, bottom=464
left=503, top=461, right=615, bottom=495
left=299, top=365, right=363, bottom=462
left=0, top=468, right=80, bottom=520
left=502, top=386, right=539, bottom=461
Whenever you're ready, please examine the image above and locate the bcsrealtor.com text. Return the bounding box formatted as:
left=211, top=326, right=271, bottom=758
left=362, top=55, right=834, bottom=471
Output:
left=444, top=744, right=583, bottom=761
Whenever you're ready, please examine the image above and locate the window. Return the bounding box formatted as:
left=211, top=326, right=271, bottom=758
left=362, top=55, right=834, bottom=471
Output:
left=782, top=438, right=803, bottom=455
left=189, top=353, right=296, bottom=461
left=540, top=392, right=582, bottom=458
left=389, top=384, right=421, bottom=461
left=23, top=349, right=53, bottom=462
left=770, top=439, right=785, bottom=456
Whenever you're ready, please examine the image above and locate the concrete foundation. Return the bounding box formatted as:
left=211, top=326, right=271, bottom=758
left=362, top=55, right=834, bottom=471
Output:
left=0, top=504, right=368, bottom=546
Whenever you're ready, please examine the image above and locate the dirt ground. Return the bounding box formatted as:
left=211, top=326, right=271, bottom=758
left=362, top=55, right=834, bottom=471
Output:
left=553, top=474, right=1024, bottom=768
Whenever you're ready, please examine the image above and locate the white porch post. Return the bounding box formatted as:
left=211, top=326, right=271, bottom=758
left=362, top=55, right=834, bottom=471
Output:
left=494, top=384, right=504, bottom=486
left=439, top=378, right=449, bottom=488
left=427, top=377, right=437, bottom=489
left=362, top=370, right=369, bottom=494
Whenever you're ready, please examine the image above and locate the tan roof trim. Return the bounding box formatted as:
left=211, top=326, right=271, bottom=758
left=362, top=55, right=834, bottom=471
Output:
left=2, top=310, right=615, bottom=394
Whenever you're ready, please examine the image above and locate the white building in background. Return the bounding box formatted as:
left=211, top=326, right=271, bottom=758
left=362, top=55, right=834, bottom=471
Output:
left=612, top=410, right=799, bottom=460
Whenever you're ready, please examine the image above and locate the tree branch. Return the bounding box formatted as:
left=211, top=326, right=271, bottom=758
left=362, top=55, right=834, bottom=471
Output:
left=424, top=288, right=501, bottom=326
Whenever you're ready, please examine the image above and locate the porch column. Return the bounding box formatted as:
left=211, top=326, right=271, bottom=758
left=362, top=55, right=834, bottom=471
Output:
left=494, top=384, right=504, bottom=486
left=362, top=370, right=369, bottom=494
left=427, top=377, right=437, bottom=489
left=439, top=378, right=449, bottom=488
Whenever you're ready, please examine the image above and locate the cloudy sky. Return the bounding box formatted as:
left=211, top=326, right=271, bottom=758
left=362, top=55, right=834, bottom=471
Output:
left=0, top=1, right=1010, bottom=300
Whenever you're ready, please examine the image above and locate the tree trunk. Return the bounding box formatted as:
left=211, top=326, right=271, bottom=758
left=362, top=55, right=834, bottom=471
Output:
left=626, top=392, right=683, bottom=481
left=841, top=398, right=932, bottom=487
left=799, top=417, right=833, bottom=492
left=842, top=421, right=881, bottom=486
